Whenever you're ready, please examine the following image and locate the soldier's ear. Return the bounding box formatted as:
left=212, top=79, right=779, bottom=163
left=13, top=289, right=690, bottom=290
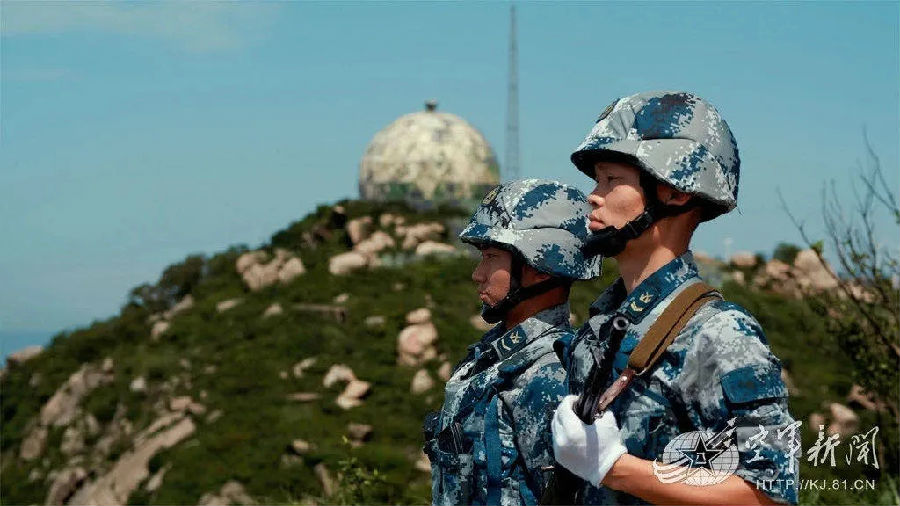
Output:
left=657, top=186, right=693, bottom=207
left=522, top=264, right=550, bottom=285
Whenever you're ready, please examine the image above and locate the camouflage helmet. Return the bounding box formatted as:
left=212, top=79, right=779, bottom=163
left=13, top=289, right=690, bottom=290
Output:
left=571, top=91, right=740, bottom=217
left=459, top=179, right=601, bottom=280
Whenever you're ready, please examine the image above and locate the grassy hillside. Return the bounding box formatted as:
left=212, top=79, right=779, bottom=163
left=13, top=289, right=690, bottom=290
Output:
left=1, top=200, right=896, bottom=505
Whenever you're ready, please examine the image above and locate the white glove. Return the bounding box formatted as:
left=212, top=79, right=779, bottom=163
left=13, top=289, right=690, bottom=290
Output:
left=551, top=395, right=627, bottom=487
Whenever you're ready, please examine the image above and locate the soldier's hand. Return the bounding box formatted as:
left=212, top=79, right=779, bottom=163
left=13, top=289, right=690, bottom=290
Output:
left=551, top=395, right=627, bottom=486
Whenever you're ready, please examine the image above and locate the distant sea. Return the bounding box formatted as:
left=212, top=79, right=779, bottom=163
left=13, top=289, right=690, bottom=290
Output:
left=1, top=330, right=58, bottom=362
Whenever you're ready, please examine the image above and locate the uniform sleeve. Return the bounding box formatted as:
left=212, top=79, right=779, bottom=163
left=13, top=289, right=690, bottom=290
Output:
left=675, top=303, right=800, bottom=505
left=497, top=357, right=569, bottom=505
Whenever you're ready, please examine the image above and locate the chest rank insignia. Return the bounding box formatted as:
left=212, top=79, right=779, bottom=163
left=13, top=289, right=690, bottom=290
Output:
left=499, top=331, right=523, bottom=353
left=629, top=291, right=654, bottom=313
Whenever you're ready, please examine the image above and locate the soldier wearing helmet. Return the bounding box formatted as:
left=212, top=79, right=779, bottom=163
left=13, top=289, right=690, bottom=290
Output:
left=424, top=179, right=601, bottom=505
left=550, top=91, right=799, bottom=505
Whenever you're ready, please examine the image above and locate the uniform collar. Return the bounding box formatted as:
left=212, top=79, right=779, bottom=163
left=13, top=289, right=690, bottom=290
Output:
left=590, top=251, right=700, bottom=325
left=480, top=303, right=571, bottom=360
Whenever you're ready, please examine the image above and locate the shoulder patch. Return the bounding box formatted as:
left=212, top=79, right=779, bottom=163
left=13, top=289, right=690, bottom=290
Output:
left=721, top=363, right=786, bottom=404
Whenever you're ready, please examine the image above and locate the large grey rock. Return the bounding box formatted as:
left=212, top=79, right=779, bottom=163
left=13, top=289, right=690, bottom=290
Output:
left=20, top=425, right=47, bottom=461
left=40, top=363, right=114, bottom=427
left=341, top=379, right=371, bottom=399
left=794, top=249, right=839, bottom=291
left=235, top=250, right=268, bottom=274
left=379, top=213, right=405, bottom=228
left=415, top=450, right=431, bottom=473
left=346, top=423, right=373, bottom=447
left=292, top=358, right=317, bottom=378
left=44, top=467, right=87, bottom=505
left=314, top=463, right=335, bottom=498
left=198, top=480, right=256, bottom=506
left=242, top=260, right=282, bottom=291
left=764, top=259, right=791, bottom=280
left=216, top=298, right=242, bottom=313
left=163, top=295, right=194, bottom=320
left=68, top=416, right=196, bottom=505
left=827, top=403, right=860, bottom=437
left=263, top=303, right=284, bottom=318
left=61, top=424, right=85, bottom=456
left=354, top=230, right=396, bottom=256
left=288, top=392, right=321, bottom=403
left=397, top=323, right=439, bottom=367
left=346, top=216, right=374, bottom=245
left=150, top=321, right=170, bottom=340
left=169, top=396, right=192, bottom=412
left=415, top=241, right=456, bottom=257
left=328, top=251, right=370, bottom=275
left=145, top=463, right=170, bottom=493
left=396, top=222, right=445, bottom=250
left=291, top=439, right=313, bottom=454
left=322, top=364, right=357, bottom=388
left=206, top=409, right=224, bottom=424
left=7, top=345, right=44, bottom=366
left=278, top=257, right=306, bottom=284
left=808, top=412, right=826, bottom=432
left=336, top=395, right=362, bottom=410
left=729, top=251, right=757, bottom=268
left=94, top=404, right=133, bottom=459
left=405, top=308, right=432, bottom=325
left=410, top=369, right=434, bottom=395
left=336, top=379, right=371, bottom=410
left=437, top=362, right=453, bottom=382
left=365, top=315, right=386, bottom=327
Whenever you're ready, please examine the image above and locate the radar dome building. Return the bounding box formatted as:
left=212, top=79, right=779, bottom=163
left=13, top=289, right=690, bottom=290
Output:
left=359, top=101, right=500, bottom=210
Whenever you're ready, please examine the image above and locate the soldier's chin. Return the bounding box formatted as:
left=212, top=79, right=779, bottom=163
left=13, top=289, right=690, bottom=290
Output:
left=588, top=220, right=606, bottom=232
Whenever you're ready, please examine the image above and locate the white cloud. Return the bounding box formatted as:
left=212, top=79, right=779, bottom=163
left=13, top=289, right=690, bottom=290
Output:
left=1, top=1, right=280, bottom=53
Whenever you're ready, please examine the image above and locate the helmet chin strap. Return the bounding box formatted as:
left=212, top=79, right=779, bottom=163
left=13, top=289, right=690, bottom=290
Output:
left=582, top=172, right=696, bottom=259
left=480, top=253, right=567, bottom=324
left=581, top=206, right=657, bottom=258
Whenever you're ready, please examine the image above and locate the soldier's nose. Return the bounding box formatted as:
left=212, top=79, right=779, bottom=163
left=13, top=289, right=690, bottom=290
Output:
left=587, top=193, right=604, bottom=208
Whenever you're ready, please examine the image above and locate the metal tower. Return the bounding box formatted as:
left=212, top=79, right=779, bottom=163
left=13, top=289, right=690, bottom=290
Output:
left=505, top=5, right=520, bottom=181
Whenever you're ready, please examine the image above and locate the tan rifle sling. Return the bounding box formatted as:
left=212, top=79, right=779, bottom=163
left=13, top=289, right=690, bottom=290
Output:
left=591, top=281, right=722, bottom=415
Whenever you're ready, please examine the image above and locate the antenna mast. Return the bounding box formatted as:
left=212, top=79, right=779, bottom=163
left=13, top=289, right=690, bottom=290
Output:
left=505, top=5, right=520, bottom=181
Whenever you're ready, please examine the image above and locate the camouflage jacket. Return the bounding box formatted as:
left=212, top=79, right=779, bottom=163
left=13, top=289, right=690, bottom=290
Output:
left=425, top=303, right=571, bottom=505
left=555, top=252, right=799, bottom=504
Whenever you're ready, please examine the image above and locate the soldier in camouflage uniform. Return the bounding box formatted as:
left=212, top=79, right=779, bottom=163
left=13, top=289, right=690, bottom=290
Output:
left=424, top=179, right=602, bottom=505
left=550, top=91, right=800, bottom=505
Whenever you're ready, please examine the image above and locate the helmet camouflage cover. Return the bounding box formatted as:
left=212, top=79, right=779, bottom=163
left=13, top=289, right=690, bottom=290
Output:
left=459, top=179, right=601, bottom=280
left=571, top=91, right=740, bottom=217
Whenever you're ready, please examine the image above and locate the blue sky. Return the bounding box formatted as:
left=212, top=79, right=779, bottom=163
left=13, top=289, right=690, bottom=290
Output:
left=1, top=1, right=898, bottom=353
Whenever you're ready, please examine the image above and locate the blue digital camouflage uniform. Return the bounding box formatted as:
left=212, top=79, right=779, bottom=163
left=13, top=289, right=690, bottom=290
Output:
left=426, top=304, right=571, bottom=505
left=425, top=179, right=601, bottom=505
left=555, top=252, right=800, bottom=504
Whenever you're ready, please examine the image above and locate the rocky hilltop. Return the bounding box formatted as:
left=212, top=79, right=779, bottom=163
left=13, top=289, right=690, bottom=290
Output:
left=1, top=200, right=892, bottom=505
